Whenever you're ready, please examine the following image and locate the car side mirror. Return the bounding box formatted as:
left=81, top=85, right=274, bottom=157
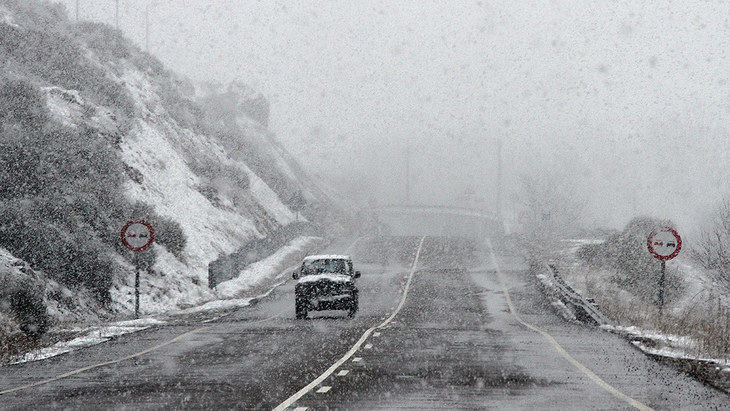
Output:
left=292, top=269, right=300, bottom=280
left=354, top=271, right=361, bottom=278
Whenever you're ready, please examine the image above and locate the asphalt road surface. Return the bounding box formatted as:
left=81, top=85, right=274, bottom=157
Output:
left=0, top=236, right=727, bottom=409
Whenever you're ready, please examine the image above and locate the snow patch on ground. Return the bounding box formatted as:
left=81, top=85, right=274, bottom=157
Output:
left=9, top=235, right=322, bottom=365
left=9, top=318, right=166, bottom=365
left=242, top=162, right=295, bottom=225
left=171, top=298, right=254, bottom=316
left=110, top=245, right=217, bottom=315
left=216, top=236, right=323, bottom=299
left=602, top=324, right=730, bottom=365
left=632, top=341, right=729, bottom=365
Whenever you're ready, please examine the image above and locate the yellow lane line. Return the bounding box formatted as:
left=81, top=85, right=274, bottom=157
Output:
left=485, top=239, right=652, bottom=411
left=273, top=236, right=426, bottom=411
left=0, top=314, right=279, bottom=396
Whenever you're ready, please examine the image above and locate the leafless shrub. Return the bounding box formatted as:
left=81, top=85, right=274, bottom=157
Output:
left=576, top=265, right=730, bottom=360
left=692, top=198, right=730, bottom=282
left=578, top=216, right=680, bottom=306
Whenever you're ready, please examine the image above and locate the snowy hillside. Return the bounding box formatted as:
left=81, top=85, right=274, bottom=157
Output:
left=0, top=0, right=335, bottom=337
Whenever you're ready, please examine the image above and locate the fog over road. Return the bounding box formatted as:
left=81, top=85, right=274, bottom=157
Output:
left=0, top=236, right=725, bottom=409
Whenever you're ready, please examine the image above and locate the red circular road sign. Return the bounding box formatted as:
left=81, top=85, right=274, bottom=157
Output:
left=121, top=220, right=154, bottom=252
left=647, top=227, right=682, bottom=260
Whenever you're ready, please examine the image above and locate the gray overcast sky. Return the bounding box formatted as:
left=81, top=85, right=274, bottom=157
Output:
left=57, top=0, right=728, bottom=231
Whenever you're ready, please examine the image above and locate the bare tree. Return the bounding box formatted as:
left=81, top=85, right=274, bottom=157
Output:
left=693, top=197, right=730, bottom=281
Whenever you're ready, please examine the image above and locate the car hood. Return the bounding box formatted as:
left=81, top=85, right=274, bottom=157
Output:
left=297, top=273, right=352, bottom=284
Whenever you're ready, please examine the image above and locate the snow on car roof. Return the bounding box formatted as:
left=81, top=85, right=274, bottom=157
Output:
left=303, top=254, right=351, bottom=261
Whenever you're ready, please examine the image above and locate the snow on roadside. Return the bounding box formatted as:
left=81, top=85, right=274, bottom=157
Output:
left=631, top=341, right=730, bottom=366
left=8, top=236, right=323, bottom=365
left=9, top=318, right=166, bottom=365
left=110, top=244, right=217, bottom=316
left=242, top=162, right=296, bottom=225
left=535, top=273, right=578, bottom=322
left=171, top=298, right=255, bottom=316
left=215, top=236, right=324, bottom=299
left=602, top=324, right=730, bottom=365
left=560, top=239, right=730, bottom=367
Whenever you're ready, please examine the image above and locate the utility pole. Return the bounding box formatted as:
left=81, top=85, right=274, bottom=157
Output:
left=115, top=0, right=119, bottom=29
left=658, top=260, right=666, bottom=311
left=75, top=0, right=79, bottom=21
left=134, top=252, right=140, bottom=319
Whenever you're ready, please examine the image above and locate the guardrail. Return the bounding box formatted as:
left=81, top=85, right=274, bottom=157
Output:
left=545, top=263, right=609, bottom=326
left=541, top=262, right=729, bottom=393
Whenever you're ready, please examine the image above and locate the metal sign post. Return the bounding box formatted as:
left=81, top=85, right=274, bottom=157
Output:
left=658, top=260, right=666, bottom=308
left=121, top=220, right=155, bottom=319
left=134, top=252, right=140, bottom=318
left=647, top=227, right=682, bottom=311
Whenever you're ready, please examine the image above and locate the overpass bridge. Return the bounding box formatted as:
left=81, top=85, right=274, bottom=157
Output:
left=371, top=204, right=503, bottom=240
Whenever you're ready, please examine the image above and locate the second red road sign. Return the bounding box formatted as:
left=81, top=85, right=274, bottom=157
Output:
left=647, top=227, right=682, bottom=261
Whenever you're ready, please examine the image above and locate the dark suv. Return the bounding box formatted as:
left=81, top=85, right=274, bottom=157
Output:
left=292, top=255, right=360, bottom=319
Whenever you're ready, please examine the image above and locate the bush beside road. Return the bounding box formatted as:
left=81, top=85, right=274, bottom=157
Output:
left=521, top=217, right=730, bottom=393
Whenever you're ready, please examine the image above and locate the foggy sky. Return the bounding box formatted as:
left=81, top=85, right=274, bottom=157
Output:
left=57, top=0, right=729, bottom=233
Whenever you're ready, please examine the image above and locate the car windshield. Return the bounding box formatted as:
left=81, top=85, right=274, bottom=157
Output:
left=302, top=259, right=348, bottom=275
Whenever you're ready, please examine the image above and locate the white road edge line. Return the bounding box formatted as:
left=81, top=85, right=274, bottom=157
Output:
left=484, top=238, right=653, bottom=411
left=272, top=236, right=426, bottom=411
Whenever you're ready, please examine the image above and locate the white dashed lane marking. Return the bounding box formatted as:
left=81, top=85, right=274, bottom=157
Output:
left=316, top=386, right=331, bottom=393
left=373, top=332, right=381, bottom=337
left=272, top=237, right=426, bottom=411
left=364, top=343, right=373, bottom=349
left=337, top=370, right=349, bottom=376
